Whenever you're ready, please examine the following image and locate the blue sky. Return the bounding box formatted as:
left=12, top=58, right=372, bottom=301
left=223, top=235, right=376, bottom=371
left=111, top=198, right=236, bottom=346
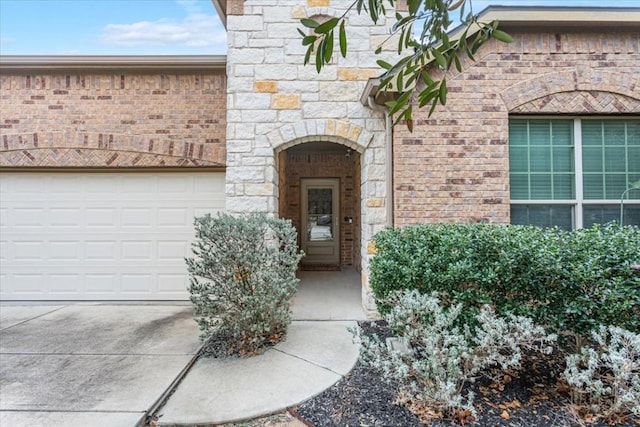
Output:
left=1, top=0, right=639, bottom=55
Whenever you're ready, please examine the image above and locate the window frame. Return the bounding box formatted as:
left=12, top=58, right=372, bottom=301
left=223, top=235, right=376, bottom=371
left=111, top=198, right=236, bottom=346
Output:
left=509, top=116, right=640, bottom=229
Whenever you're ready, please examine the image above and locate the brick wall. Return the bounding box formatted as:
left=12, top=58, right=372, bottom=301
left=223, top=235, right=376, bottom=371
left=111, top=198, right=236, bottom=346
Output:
left=280, top=145, right=361, bottom=266
left=393, top=29, right=640, bottom=226
left=0, top=72, right=226, bottom=167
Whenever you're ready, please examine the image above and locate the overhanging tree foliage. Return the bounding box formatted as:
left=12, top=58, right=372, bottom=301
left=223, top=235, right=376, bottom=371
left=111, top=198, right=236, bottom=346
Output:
left=298, top=0, right=512, bottom=129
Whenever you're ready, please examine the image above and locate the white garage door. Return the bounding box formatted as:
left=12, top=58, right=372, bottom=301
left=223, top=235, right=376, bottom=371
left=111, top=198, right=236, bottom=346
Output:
left=0, top=172, right=225, bottom=300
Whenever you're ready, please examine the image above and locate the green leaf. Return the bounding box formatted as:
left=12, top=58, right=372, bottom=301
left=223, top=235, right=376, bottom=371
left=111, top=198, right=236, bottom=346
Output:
left=300, top=18, right=319, bottom=28
left=492, top=29, right=513, bottom=43
left=315, top=17, right=339, bottom=34
left=324, top=31, right=334, bottom=63
left=339, top=20, right=347, bottom=57
left=388, top=90, right=411, bottom=115
left=454, top=55, right=462, bottom=72
left=368, top=0, right=378, bottom=22
left=302, top=36, right=316, bottom=46
left=315, top=45, right=323, bottom=73
left=432, top=48, right=446, bottom=69
left=377, top=59, right=393, bottom=70
left=438, top=80, right=447, bottom=104
left=304, top=47, right=313, bottom=66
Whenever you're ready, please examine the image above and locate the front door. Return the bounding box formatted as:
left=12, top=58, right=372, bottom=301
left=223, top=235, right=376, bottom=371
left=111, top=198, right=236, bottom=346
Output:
left=301, top=178, right=340, bottom=265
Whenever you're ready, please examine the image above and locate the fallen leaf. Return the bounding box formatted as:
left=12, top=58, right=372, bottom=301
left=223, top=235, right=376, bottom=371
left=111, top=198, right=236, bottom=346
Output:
left=500, top=410, right=510, bottom=420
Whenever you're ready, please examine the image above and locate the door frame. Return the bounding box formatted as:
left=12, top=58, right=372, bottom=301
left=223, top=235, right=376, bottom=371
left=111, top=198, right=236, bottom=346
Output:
left=300, top=178, right=340, bottom=265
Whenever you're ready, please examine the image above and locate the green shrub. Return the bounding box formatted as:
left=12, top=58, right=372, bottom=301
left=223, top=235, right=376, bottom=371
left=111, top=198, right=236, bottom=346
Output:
left=354, top=290, right=556, bottom=420
left=370, top=223, right=640, bottom=339
left=186, top=213, right=303, bottom=355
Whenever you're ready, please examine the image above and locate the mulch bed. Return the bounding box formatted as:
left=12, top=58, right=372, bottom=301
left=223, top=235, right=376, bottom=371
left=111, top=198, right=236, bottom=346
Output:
left=294, top=321, right=640, bottom=427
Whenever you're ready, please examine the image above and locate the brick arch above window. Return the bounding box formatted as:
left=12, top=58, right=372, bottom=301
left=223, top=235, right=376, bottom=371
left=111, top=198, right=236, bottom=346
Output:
left=502, top=69, right=640, bottom=112
left=512, top=90, right=640, bottom=114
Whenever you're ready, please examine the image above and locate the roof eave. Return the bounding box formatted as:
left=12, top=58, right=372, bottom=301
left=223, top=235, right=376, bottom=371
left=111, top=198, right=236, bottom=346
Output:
left=0, top=55, right=227, bottom=74
left=212, top=0, right=227, bottom=29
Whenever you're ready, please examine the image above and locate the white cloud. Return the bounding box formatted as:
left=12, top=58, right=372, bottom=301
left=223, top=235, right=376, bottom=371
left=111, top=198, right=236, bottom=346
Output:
left=99, top=8, right=226, bottom=50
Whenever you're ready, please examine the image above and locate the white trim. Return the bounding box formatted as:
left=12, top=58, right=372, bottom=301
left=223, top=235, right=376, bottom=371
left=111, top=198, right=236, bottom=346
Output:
left=0, top=55, right=227, bottom=73
left=574, top=119, right=584, bottom=229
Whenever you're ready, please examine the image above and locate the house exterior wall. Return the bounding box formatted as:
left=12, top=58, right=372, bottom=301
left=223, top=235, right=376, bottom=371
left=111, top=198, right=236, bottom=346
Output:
left=224, top=0, right=400, bottom=310
left=393, top=29, right=640, bottom=226
left=0, top=71, right=227, bottom=167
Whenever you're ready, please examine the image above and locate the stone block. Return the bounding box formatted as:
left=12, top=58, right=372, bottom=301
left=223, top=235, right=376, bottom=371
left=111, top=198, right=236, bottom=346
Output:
left=254, top=81, right=278, bottom=93
left=227, top=48, right=265, bottom=64
left=291, top=5, right=306, bottom=19
left=244, top=183, right=276, bottom=196
left=307, top=0, right=330, bottom=7
left=271, top=94, right=301, bottom=109
left=318, top=81, right=361, bottom=101
left=302, top=102, right=346, bottom=118
left=234, top=93, right=272, bottom=109
left=366, top=241, right=376, bottom=254
left=338, top=68, right=380, bottom=81
left=366, top=198, right=385, bottom=208
left=255, top=64, right=298, bottom=80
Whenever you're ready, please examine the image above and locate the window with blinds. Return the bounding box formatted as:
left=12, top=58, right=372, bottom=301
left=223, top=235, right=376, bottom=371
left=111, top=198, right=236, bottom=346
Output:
left=509, top=118, right=639, bottom=230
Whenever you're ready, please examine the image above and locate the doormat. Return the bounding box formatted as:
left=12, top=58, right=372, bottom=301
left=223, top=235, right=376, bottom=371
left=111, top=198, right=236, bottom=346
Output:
left=301, top=264, right=341, bottom=271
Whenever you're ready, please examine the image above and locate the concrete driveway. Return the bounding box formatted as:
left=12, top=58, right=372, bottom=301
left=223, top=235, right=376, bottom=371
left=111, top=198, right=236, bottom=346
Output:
left=0, top=304, right=201, bottom=427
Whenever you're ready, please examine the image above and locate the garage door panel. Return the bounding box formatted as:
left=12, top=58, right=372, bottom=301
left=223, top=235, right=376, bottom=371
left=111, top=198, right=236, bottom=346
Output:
left=49, top=274, right=82, bottom=293
left=158, top=208, right=189, bottom=227
left=158, top=241, right=189, bottom=261
left=85, top=241, right=117, bottom=260
left=49, top=241, right=82, bottom=260
left=121, top=208, right=154, bottom=227
left=50, top=208, right=82, bottom=227
left=85, top=274, right=118, bottom=294
left=86, top=208, right=117, bottom=227
left=121, top=241, right=153, bottom=260
left=0, top=172, right=224, bottom=300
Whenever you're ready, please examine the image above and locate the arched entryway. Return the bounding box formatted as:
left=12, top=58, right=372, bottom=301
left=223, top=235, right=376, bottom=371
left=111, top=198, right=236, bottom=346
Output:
left=278, top=141, right=362, bottom=270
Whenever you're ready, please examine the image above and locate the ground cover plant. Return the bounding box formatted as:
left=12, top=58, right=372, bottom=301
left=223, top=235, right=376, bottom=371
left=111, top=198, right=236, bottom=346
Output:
left=304, top=222, right=640, bottom=425
left=296, top=320, right=640, bottom=427
left=186, top=213, right=303, bottom=355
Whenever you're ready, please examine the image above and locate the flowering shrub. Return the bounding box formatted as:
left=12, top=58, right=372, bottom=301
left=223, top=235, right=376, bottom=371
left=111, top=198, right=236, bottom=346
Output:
left=564, top=326, right=640, bottom=417
left=186, top=213, right=303, bottom=355
left=353, top=290, right=556, bottom=419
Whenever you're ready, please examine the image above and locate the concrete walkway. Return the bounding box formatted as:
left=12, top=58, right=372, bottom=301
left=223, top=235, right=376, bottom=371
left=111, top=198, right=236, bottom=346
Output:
left=156, top=268, right=366, bottom=425
left=0, top=304, right=201, bottom=427
left=0, top=269, right=366, bottom=426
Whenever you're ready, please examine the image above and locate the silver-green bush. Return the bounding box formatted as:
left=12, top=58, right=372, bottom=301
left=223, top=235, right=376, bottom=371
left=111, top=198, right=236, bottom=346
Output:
left=564, top=326, right=640, bottom=417
left=353, top=290, right=556, bottom=419
left=186, top=213, right=303, bottom=355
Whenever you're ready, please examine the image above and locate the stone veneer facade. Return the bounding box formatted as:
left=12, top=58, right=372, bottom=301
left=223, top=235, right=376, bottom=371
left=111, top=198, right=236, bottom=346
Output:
left=0, top=65, right=227, bottom=168
left=393, top=29, right=640, bottom=226
left=224, top=0, right=398, bottom=309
